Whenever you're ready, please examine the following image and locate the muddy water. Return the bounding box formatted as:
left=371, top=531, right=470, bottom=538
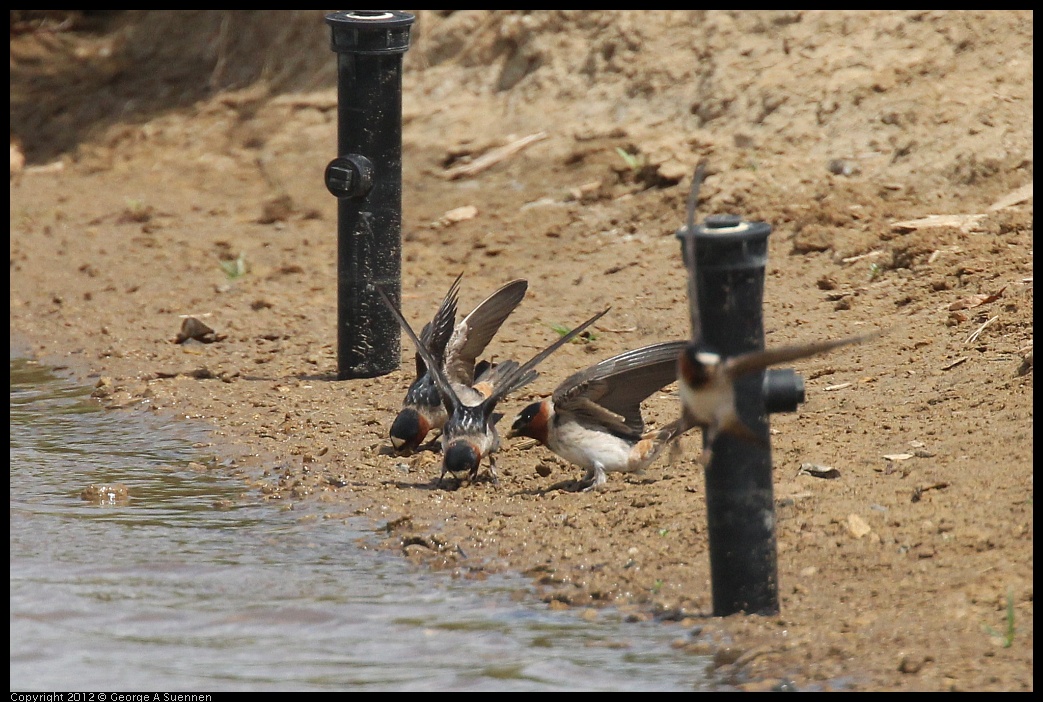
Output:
left=9, top=357, right=715, bottom=691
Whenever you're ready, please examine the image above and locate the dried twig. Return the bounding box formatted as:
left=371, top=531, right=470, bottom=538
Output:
left=988, top=182, right=1033, bottom=211
left=443, top=132, right=548, bottom=180
left=912, top=481, right=950, bottom=503
left=841, top=250, right=884, bottom=264
left=965, top=316, right=998, bottom=345
left=891, top=213, right=987, bottom=233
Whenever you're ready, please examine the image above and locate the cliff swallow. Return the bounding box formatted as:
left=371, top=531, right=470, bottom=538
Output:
left=677, top=332, right=876, bottom=465
left=509, top=340, right=690, bottom=491
left=677, top=161, right=876, bottom=464
left=379, top=285, right=609, bottom=488
left=389, top=275, right=528, bottom=454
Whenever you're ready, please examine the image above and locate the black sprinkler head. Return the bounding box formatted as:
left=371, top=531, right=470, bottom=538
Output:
left=325, top=10, right=416, bottom=380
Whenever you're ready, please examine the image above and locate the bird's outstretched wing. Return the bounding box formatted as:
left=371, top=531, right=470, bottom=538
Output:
left=379, top=285, right=462, bottom=415
left=724, top=332, right=880, bottom=378
left=443, top=279, right=528, bottom=387
left=415, top=272, right=462, bottom=377
left=554, top=340, right=687, bottom=434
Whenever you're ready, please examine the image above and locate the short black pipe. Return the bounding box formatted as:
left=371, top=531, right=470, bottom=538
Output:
left=677, top=214, right=780, bottom=616
left=325, top=10, right=415, bottom=379
left=763, top=367, right=805, bottom=414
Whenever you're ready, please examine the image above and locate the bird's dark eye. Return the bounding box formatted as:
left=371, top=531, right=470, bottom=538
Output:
left=512, top=402, right=539, bottom=430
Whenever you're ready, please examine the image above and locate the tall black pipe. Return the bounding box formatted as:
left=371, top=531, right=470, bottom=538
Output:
left=325, top=10, right=415, bottom=379
left=677, top=214, right=806, bottom=617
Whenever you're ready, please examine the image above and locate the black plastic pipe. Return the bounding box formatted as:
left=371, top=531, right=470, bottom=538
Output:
left=325, top=10, right=415, bottom=379
left=677, top=213, right=805, bottom=617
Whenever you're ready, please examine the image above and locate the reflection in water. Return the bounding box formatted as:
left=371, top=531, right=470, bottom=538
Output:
left=9, top=358, right=713, bottom=691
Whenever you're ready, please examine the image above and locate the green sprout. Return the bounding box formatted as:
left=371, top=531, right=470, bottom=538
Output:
left=548, top=322, right=597, bottom=344
left=652, top=579, right=664, bottom=593
left=219, top=252, right=248, bottom=280
left=868, top=262, right=883, bottom=281
left=120, top=198, right=154, bottom=223
left=615, top=147, right=645, bottom=172
left=983, top=588, right=1016, bottom=648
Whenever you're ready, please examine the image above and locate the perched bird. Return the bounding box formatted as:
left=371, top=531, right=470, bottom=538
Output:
left=676, top=161, right=877, bottom=464
left=508, top=340, right=690, bottom=491
left=379, top=284, right=609, bottom=488
left=389, top=275, right=528, bottom=454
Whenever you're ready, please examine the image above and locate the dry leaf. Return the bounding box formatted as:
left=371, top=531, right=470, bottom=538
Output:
left=947, top=286, right=1005, bottom=311
left=176, top=316, right=218, bottom=344
left=798, top=463, right=841, bottom=479
left=912, top=482, right=951, bottom=503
